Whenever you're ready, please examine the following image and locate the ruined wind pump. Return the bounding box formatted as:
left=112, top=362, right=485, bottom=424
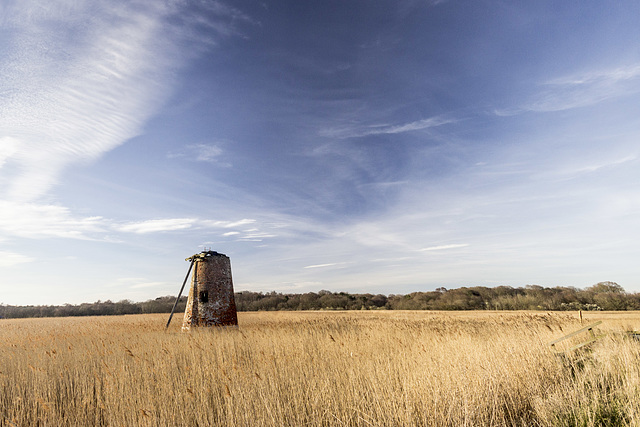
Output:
left=165, top=250, right=238, bottom=331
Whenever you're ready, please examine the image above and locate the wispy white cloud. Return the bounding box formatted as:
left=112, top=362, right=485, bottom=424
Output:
left=303, top=262, right=351, bottom=269
left=0, top=200, right=106, bottom=239
left=546, top=65, right=640, bottom=87
left=359, top=180, right=409, bottom=189
left=555, top=155, right=638, bottom=177
left=419, top=243, right=469, bottom=252
left=171, top=0, right=258, bottom=42
left=192, top=144, right=224, bottom=163
left=304, top=263, right=339, bottom=269
left=1, top=2, right=173, bottom=200
left=0, top=137, right=20, bottom=168
left=168, top=143, right=232, bottom=166
left=0, top=0, right=250, bottom=202
left=320, top=115, right=455, bottom=139
left=0, top=251, right=35, bottom=267
left=116, top=217, right=271, bottom=239
left=0, top=199, right=272, bottom=240
left=236, top=229, right=277, bottom=241
left=497, top=64, right=640, bottom=115
left=117, top=218, right=197, bottom=234
left=196, top=219, right=258, bottom=230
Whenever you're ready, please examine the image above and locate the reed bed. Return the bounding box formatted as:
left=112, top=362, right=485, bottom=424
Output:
left=1, top=310, right=640, bottom=426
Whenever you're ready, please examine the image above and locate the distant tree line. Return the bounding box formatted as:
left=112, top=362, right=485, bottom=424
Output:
left=235, top=282, right=635, bottom=311
left=1, top=282, right=638, bottom=319
left=0, top=296, right=187, bottom=319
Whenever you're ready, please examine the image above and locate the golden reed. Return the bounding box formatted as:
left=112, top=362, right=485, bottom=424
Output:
left=1, top=310, right=639, bottom=426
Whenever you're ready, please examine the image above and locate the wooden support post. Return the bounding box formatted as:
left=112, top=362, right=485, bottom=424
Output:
left=165, top=259, right=195, bottom=330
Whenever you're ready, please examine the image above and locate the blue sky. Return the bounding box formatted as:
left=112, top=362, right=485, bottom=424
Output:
left=2, top=0, right=640, bottom=305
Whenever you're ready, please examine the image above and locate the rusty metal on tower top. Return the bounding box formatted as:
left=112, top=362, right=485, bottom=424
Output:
left=181, top=250, right=238, bottom=331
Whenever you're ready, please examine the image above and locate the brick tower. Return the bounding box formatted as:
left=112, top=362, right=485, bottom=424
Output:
left=181, top=250, right=238, bottom=331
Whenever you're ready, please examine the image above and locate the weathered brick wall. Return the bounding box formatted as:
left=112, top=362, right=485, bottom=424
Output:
left=182, top=251, right=238, bottom=331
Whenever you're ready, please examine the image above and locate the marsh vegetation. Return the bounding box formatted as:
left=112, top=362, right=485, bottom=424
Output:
left=1, top=311, right=640, bottom=426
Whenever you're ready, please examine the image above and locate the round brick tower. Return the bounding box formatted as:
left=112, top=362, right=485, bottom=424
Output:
left=181, top=250, right=238, bottom=331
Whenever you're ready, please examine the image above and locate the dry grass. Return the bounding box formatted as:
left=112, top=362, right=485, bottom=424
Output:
left=1, top=310, right=640, bottom=426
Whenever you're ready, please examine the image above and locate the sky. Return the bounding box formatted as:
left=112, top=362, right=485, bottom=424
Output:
left=2, top=0, right=640, bottom=305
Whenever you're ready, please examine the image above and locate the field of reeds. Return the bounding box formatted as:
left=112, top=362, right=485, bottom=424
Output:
left=2, top=310, right=640, bottom=426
